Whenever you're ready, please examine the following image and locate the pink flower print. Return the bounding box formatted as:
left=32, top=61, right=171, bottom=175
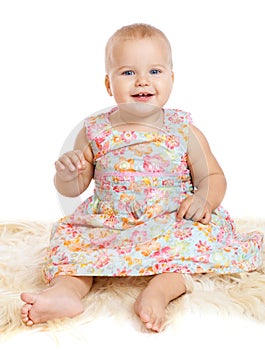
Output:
left=94, top=144, right=110, bottom=159
left=104, top=215, right=118, bottom=228
left=117, top=200, right=127, bottom=212
left=150, top=246, right=171, bottom=260
left=91, top=230, right=117, bottom=249
left=100, top=178, right=111, bottom=190
left=63, top=224, right=80, bottom=238
left=241, top=241, right=251, bottom=254
left=252, top=232, right=263, bottom=248
left=171, top=265, right=192, bottom=274
left=130, top=230, right=148, bottom=242
left=94, top=254, right=110, bottom=268
left=112, top=147, right=126, bottom=156
left=168, top=114, right=180, bottom=123
left=143, top=154, right=170, bottom=172
left=103, top=129, right=112, bottom=137
left=176, top=157, right=189, bottom=175
left=162, top=179, right=174, bottom=186
left=113, top=185, right=127, bottom=192
left=117, top=244, right=133, bottom=255
left=174, top=226, right=192, bottom=240
left=95, top=135, right=106, bottom=147
left=195, top=240, right=211, bottom=253
left=53, top=252, right=69, bottom=265
left=165, top=135, right=180, bottom=149
left=143, top=187, right=165, bottom=200
left=120, top=131, right=137, bottom=142
left=217, top=228, right=226, bottom=243
left=86, top=120, right=102, bottom=139
left=192, top=254, right=210, bottom=263
left=49, top=245, right=59, bottom=258
left=95, top=130, right=110, bottom=148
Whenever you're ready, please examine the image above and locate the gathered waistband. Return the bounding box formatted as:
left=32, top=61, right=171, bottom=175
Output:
left=94, top=170, right=192, bottom=189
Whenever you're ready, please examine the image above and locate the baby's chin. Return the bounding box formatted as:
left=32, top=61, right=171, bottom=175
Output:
left=117, top=102, right=162, bottom=121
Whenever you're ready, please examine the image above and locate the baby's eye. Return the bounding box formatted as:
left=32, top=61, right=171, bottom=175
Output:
left=122, top=70, right=135, bottom=76
left=149, top=69, right=161, bottom=75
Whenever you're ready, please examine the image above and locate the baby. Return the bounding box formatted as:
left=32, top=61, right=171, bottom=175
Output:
left=20, top=23, right=263, bottom=332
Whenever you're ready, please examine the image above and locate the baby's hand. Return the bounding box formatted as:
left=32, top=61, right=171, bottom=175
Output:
left=176, top=193, right=212, bottom=224
left=54, top=150, right=86, bottom=182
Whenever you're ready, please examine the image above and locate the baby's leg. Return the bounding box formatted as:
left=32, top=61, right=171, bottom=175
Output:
left=20, top=276, right=93, bottom=326
left=134, top=273, right=186, bottom=332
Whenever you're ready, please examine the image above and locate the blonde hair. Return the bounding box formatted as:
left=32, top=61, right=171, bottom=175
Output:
left=105, top=23, right=173, bottom=72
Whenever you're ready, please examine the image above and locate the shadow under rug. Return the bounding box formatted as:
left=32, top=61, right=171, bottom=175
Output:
left=0, top=219, right=264, bottom=335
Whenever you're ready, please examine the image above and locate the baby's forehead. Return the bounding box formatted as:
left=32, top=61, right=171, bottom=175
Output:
left=109, top=35, right=171, bottom=59
left=106, top=35, right=172, bottom=71
left=111, top=34, right=167, bottom=49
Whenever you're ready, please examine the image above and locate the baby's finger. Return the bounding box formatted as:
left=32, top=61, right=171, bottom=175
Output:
left=78, top=149, right=86, bottom=164
left=58, top=154, right=77, bottom=172
left=68, top=152, right=83, bottom=170
left=189, top=204, right=207, bottom=222
left=70, top=150, right=86, bottom=169
left=176, top=198, right=191, bottom=221
left=54, top=160, right=65, bottom=172
left=199, top=211, right=211, bottom=225
left=185, top=199, right=205, bottom=220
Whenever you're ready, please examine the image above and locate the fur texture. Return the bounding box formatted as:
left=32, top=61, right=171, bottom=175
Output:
left=0, top=219, right=264, bottom=335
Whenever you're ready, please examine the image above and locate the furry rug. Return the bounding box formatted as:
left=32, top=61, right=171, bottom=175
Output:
left=0, top=218, right=265, bottom=336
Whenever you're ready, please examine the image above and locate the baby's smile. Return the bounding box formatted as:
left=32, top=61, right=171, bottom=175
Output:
left=131, top=92, right=155, bottom=102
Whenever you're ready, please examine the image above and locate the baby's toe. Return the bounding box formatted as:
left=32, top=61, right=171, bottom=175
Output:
left=26, top=319, right=34, bottom=326
left=139, top=310, right=151, bottom=323
left=152, top=316, right=165, bottom=332
left=21, top=303, right=34, bottom=325
left=21, top=303, right=31, bottom=318
left=140, top=310, right=157, bottom=330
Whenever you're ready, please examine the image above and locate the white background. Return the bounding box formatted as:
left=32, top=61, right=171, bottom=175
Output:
left=0, top=0, right=264, bottom=222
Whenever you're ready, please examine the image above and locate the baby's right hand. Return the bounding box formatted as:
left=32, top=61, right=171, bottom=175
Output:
left=54, top=150, right=86, bottom=182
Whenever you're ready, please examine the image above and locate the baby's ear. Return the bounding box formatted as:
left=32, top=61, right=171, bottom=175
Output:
left=105, top=75, right=112, bottom=96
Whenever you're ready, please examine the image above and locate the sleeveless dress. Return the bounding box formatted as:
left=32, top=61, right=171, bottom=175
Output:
left=43, top=108, right=263, bottom=282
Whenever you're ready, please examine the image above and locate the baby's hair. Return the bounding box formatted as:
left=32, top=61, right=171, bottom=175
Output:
left=105, top=23, right=173, bottom=72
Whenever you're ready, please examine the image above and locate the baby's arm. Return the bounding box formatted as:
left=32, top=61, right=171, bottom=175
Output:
left=54, top=127, right=94, bottom=197
left=176, top=124, right=227, bottom=224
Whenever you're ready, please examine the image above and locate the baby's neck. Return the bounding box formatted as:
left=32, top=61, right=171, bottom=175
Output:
left=109, top=108, right=164, bottom=132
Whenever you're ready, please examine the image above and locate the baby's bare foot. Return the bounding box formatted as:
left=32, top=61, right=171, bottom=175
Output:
left=20, top=286, right=84, bottom=325
left=134, top=285, right=167, bottom=332
left=134, top=273, right=186, bottom=332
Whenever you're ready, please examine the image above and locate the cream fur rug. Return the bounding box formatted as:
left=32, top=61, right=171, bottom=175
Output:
left=0, top=219, right=265, bottom=337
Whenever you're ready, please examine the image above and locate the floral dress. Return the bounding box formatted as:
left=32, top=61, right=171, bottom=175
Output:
left=43, top=107, right=263, bottom=282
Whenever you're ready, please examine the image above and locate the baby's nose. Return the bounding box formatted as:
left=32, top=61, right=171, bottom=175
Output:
left=136, top=75, right=150, bottom=86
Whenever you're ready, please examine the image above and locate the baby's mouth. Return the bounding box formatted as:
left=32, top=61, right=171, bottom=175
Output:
left=131, top=93, right=154, bottom=98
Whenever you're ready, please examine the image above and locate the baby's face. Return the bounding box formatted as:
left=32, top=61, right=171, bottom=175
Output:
left=105, top=36, right=174, bottom=109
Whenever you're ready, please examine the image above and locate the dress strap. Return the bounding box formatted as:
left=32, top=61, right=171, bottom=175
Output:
left=83, top=108, right=114, bottom=163
left=163, top=108, right=192, bottom=128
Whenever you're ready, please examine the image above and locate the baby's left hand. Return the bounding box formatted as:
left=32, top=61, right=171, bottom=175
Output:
left=176, top=194, right=212, bottom=224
